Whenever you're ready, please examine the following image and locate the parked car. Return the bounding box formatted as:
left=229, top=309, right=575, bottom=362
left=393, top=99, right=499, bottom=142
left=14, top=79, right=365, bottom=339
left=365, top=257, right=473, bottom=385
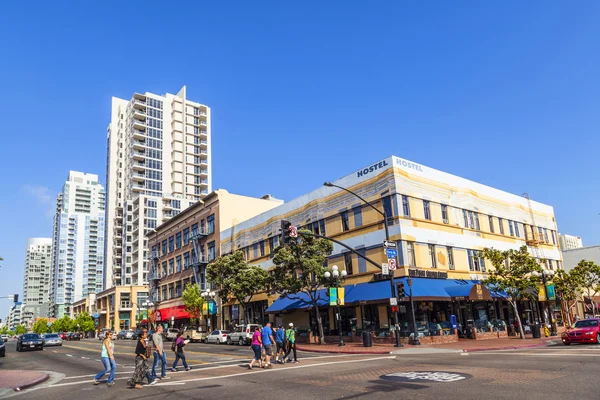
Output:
left=0, top=337, right=5, bottom=357
left=98, top=328, right=116, bottom=340
left=165, top=328, right=180, bottom=341
left=67, top=332, right=81, bottom=341
left=206, top=330, right=230, bottom=344
left=562, top=318, right=600, bottom=345
left=17, top=333, right=44, bottom=352
left=183, top=326, right=208, bottom=343
left=58, top=332, right=68, bottom=340
left=0, top=334, right=9, bottom=342
left=227, top=324, right=262, bottom=346
left=117, top=330, right=127, bottom=340
left=43, top=333, right=63, bottom=347
left=116, top=329, right=134, bottom=340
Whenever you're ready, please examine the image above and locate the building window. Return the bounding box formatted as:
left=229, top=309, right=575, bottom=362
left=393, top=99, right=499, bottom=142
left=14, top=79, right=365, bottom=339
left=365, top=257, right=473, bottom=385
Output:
left=162, top=261, right=167, bottom=276
left=357, top=248, right=367, bottom=273
left=184, top=252, right=190, bottom=269
left=474, top=212, right=480, bottom=231
left=268, top=237, right=275, bottom=254
left=207, top=214, right=215, bottom=234
left=423, top=200, right=431, bottom=221
left=176, top=256, right=182, bottom=272
left=151, top=245, right=157, bottom=259
left=447, top=247, right=454, bottom=269
left=407, top=242, right=416, bottom=266
left=341, top=211, right=350, bottom=232
left=175, top=282, right=182, bottom=297
left=343, top=252, right=353, bottom=275
left=441, top=204, right=448, bottom=222
left=544, top=228, right=549, bottom=243
left=176, top=232, right=182, bottom=249
left=353, top=207, right=362, bottom=228
left=488, top=216, right=494, bottom=233
left=508, top=221, right=514, bottom=237
left=402, top=195, right=410, bottom=216
left=253, top=243, right=258, bottom=259
left=514, top=222, right=520, bottom=237
left=169, top=259, right=174, bottom=275
left=428, top=244, right=436, bottom=268
left=183, top=227, right=190, bottom=244
left=259, top=241, right=265, bottom=257
left=192, top=223, right=198, bottom=237
left=551, top=230, right=557, bottom=245
left=382, top=196, right=393, bottom=225
left=468, top=250, right=486, bottom=272
left=168, top=236, right=174, bottom=252
left=498, top=218, right=505, bottom=235
left=208, top=241, right=215, bottom=261
left=463, top=210, right=468, bottom=227
left=161, top=287, right=167, bottom=302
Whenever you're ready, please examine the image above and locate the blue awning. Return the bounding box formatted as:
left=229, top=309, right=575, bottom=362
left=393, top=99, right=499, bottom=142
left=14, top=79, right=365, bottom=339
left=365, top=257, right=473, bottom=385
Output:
left=395, top=277, right=452, bottom=299
left=265, top=289, right=329, bottom=313
left=344, top=280, right=391, bottom=303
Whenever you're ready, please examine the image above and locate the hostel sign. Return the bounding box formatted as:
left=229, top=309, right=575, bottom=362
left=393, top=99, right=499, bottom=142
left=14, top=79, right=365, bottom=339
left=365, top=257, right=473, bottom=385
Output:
left=408, top=269, right=448, bottom=279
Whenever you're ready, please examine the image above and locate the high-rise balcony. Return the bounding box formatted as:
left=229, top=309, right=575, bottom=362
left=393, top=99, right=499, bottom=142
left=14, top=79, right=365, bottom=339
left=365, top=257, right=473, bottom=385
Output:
left=133, top=130, right=145, bottom=140
left=133, top=151, right=145, bottom=161
left=133, top=162, right=145, bottom=172
left=133, top=119, right=146, bottom=130
left=133, top=109, right=146, bottom=120
left=133, top=99, right=146, bottom=110
left=132, top=172, right=145, bottom=182
left=199, top=140, right=208, bottom=148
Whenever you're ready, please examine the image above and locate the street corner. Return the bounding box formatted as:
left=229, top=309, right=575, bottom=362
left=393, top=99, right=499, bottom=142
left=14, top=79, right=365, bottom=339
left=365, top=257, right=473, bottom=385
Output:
left=0, top=369, right=50, bottom=392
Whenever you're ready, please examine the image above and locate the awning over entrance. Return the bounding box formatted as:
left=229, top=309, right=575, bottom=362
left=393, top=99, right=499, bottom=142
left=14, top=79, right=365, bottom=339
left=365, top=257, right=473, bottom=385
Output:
left=158, top=305, right=191, bottom=321
left=444, top=281, right=493, bottom=301
left=265, top=289, right=329, bottom=313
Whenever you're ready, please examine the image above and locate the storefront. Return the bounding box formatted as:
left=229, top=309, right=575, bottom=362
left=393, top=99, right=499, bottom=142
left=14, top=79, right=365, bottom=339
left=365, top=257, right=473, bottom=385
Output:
left=156, top=305, right=191, bottom=329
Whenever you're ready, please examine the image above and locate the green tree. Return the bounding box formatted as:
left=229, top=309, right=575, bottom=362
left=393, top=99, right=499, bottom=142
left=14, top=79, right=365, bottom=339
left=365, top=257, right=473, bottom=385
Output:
left=482, top=246, right=542, bottom=339
left=32, top=318, right=50, bottom=334
left=552, top=269, right=580, bottom=326
left=15, top=324, right=27, bottom=335
left=73, top=312, right=95, bottom=333
left=207, top=250, right=270, bottom=326
left=182, top=283, right=206, bottom=326
left=51, top=315, right=73, bottom=333
left=271, top=231, right=334, bottom=344
left=569, top=260, right=600, bottom=316
left=0, top=326, right=8, bottom=334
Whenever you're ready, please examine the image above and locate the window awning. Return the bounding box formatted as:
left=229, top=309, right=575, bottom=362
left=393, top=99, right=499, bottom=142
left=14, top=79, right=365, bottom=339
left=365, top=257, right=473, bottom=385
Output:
left=444, top=281, right=493, bottom=301
left=157, top=305, right=191, bottom=321
left=395, top=277, right=452, bottom=300
left=265, top=289, right=329, bottom=314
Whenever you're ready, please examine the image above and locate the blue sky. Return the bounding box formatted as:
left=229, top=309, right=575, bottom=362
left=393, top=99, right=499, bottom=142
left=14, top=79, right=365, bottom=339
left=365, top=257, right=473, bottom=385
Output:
left=1, top=1, right=599, bottom=320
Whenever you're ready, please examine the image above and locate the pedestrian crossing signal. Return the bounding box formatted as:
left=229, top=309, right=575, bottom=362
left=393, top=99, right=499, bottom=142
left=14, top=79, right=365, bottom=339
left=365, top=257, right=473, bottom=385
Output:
left=397, top=283, right=405, bottom=298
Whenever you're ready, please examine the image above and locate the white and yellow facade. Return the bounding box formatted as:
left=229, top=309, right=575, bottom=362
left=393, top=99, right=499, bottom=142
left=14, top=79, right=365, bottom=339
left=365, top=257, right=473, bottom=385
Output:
left=220, top=155, right=562, bottom=334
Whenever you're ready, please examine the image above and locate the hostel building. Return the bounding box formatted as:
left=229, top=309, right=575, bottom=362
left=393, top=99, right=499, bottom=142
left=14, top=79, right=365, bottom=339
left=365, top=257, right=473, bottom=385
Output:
left=220, top=155, right=562, bottom=339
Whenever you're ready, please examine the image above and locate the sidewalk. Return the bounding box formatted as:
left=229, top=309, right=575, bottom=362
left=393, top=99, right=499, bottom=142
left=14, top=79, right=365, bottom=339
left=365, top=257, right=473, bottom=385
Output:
left=297, top=335, right=560, bottom=355
left=0, top=370, right=49, bottom=392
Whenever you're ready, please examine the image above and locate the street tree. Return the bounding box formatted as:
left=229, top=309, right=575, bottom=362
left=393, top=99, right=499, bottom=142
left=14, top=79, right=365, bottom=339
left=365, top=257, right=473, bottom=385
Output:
left=73, top=312, right=95, bottom=333
left=182, top=283, right=206, bottom=326
left=207, top=250, right=270, bottom=325
left=271, top=230, right=333, bottom=344
left=552, top=269, right=580, bottom=326
left=15, top=325, right=27, bottom=335
left=482, top=246, right=542, bottom=339
left=32, top=318, right=50, bottom=334
left=569, top=260, right=600, bottom=316
left=0, top=326, right=8, bottom=334
left=51, top=316, right=73, bottom=333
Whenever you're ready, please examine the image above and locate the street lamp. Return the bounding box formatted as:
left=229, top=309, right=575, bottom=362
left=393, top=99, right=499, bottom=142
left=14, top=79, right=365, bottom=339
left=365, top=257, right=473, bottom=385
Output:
left=407, top=277, right=420, bottom=345
left=201, top=291, right=216, bottom=330
left=532, top=269, right=557, bottom=336
left=324, top=181, right=402, bottom=347
left=324, top=265, right=348, bottom=347
left=139, top=300, right=153, bottom=328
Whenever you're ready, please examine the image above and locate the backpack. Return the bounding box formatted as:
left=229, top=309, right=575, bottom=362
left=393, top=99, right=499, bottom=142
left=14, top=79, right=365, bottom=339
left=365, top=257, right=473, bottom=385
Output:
left=171, top=341, right=177, bottom=352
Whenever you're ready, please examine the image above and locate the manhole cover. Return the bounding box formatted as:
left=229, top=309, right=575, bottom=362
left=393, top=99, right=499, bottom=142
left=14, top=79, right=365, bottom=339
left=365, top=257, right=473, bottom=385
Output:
left=381, top=371, right=471, bottom=383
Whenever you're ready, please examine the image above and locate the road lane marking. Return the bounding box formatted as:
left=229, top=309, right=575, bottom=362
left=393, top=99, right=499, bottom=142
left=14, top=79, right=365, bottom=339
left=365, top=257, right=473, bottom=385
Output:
left=470, top=351, right=600, bottom=357
left=66, top=354, right=73, bottom=357
left=49, top=355, right=394, bottom=387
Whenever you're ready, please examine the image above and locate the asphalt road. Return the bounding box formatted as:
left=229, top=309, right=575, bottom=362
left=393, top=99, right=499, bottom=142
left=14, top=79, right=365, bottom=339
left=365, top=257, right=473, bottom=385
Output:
left=2, top=338, right=599, bottom=399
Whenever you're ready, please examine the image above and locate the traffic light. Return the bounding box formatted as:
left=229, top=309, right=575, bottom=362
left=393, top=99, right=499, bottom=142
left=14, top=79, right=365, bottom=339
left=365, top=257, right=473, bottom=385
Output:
left=13, top=294, right=18, bottom=303
left=391, top=306, right=399, bottom=313
left=281, top=220, right=295, bottom=244
left=397, top=283, right=405, bottom=298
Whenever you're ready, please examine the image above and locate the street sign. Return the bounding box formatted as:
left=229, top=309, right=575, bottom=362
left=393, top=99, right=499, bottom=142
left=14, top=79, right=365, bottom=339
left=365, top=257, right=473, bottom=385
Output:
left=289, top=226, right=298, bottom=238
left=389, top=297, right=398, bottom=306
left=383, top=240, right=397, bottom=248
left=382, top=263, right=389, bottom=275
left=386, top=248, right=397, bottom=259
left=388, top=258, right=397, bottom=270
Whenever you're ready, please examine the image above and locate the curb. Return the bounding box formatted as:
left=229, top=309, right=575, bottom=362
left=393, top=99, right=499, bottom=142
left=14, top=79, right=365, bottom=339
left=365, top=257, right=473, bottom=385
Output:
left=296, top=346, right=391, bottom=355
left=12, top=373, right=50, bottom=392
left=461, top=342, right=552, bottom=353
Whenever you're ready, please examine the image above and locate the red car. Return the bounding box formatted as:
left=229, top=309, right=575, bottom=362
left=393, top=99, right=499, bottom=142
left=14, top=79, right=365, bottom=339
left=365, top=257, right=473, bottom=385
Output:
left=58, top=332, right=67, bottom=340
left=562, top=318, right=600, bottom=345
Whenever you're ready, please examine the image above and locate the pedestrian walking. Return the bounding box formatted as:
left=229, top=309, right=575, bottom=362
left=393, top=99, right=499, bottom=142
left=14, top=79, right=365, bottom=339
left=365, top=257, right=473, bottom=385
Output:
left=127, top=329, right=156, bottom=389
left=248, top=326, right=263, bottom=370
left=151, top=326, right=170, bottom=381
left=93, top=330, right=116, bottom=386
left=285, top=322, right=298, bottom=363
left=261, top=321, right=275, bottom=368
left=275, top=324, right=286, bottom=363
left=171, top=331, right=191, bottom=372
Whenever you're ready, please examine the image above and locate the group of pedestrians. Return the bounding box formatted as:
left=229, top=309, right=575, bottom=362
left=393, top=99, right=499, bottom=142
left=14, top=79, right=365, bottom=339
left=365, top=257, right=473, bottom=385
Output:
left=93, top=325, right=191, bottom=389
left=248, top=321, right=298, bottom=370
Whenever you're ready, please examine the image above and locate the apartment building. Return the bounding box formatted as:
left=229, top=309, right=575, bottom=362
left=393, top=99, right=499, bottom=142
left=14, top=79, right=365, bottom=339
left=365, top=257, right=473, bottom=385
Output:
left=220, top=155, right=562, bottom=337
left=104, top=86, right=210, bottom=290
left=22, top=237, right=52, bottom=327
left=559, top=233, right=583, bottom=251
left=49, top=171, right=105, bottom=318
left=94, top=286, right=148, bottom=331
left=7, top=302, right=22, bottom=330
left=147, top=189, right=283, bottom=331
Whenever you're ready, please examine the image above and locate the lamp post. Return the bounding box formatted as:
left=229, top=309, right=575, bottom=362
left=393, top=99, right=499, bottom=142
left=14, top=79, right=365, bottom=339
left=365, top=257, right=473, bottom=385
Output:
left=201, top=291, right=216, bottom=331
left=140, top=300, right=153, bottom=328
left=324, top=265, right=348, bottom=347
left=532, top=269, right=557, bottom=336
left=407, top=277, right=420, bottom=345
left=324, top=182, right=402, bottom=347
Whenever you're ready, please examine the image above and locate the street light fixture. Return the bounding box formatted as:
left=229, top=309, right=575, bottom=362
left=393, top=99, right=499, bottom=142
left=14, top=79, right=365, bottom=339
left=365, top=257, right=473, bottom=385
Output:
left=532, top=269, right=557, bottom=336
left=324, top=265, right=348, bottom=346
left=201, top=291, right=216, bottom=330
left=407, top=277, right=420, bottom=345
left=324, top=181, right=403, bottom=347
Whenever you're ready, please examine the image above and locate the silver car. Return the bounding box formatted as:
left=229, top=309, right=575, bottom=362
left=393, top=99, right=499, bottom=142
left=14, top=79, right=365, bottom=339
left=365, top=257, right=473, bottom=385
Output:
left=43, top=333, right=63, bottom=346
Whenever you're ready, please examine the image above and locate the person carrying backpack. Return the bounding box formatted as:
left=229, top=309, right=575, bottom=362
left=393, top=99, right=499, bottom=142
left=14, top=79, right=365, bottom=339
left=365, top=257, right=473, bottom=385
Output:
left=171, top=331, right=190, bottom=372
left=274, top=324, right=286, bottom=364
left=285, top=323, right=298, bottom=363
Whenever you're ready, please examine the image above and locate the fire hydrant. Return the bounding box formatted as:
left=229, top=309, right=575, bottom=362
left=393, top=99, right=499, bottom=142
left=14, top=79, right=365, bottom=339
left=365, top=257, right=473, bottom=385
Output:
left=544, top=325, right=550, bottom=337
